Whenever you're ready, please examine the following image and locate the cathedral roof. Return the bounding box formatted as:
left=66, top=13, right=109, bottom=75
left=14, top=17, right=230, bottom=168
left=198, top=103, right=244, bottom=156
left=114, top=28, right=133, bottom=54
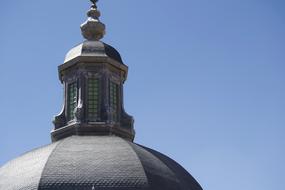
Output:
left=0, top=136, right=202, bottom=190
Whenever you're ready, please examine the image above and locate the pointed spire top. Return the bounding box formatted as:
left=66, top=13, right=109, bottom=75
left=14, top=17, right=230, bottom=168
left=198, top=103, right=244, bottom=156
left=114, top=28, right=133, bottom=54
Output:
left=90, top=0, right=98, bottom=4
left=81, top=0, right=106, bottom=41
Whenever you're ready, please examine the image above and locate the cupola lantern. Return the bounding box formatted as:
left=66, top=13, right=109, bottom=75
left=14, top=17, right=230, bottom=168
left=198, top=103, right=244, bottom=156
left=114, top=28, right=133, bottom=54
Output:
left=52, top=0, right=135, bottom=142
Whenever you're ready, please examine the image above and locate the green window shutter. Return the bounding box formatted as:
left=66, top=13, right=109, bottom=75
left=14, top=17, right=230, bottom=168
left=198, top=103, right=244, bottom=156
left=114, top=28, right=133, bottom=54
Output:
left=109, top=81, right=119, bottom=121
left=87, top=78, right=100, bottom=121
left=67, top=82, right=77, bottom=121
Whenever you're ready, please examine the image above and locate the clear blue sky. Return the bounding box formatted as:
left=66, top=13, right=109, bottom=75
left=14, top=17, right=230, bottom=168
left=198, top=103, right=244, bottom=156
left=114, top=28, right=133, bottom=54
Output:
left=0, top=0, right=284, bottom=189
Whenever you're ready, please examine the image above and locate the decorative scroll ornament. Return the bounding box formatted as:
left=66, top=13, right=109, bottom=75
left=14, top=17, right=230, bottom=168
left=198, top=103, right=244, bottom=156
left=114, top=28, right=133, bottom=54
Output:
left=81, top=0, right=106, bottom=41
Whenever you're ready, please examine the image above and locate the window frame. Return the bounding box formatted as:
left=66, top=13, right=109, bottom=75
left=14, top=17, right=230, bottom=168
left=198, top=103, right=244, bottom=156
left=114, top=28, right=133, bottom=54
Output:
left=66, top=81, right=78, bottom=121
left=109, top=80, right=120, bottom=122
left=86, top=77, right=101, bottom=122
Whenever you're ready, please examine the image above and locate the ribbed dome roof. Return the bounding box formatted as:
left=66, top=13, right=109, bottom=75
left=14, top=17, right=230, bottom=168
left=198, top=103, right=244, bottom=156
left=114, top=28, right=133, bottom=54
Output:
left=64, top=41, right=124, bottom=64
left=0, top=136, right=202, bottom=190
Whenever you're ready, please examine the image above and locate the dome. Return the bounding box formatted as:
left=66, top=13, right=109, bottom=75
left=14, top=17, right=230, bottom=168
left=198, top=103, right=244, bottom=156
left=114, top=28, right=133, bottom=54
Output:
left=1, top=2, right=204, bottom=190
left=0, top=136, right=202, bottom=190
left=64, top=40, right=124, bottom=64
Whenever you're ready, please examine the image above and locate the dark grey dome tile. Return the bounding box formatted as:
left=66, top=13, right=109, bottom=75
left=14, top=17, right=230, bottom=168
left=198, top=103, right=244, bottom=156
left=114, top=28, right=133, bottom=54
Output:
left=0, top=142, right=59, bottom=190
left=129, top=143, right=181, bottom=190
left=141, top=146, right=203, bottom=190
left=0, top=136, right=203, bottom=190
left=38, top=136, right=148, bottom=190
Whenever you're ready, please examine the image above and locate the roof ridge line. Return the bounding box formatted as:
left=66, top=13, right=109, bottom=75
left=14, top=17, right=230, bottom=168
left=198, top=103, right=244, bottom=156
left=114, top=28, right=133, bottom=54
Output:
left=37, top=138, right=67, bottom=190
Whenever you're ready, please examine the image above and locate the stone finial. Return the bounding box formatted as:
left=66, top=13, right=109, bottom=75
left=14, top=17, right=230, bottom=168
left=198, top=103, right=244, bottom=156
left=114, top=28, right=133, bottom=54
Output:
left=81, top=0, right=106, bottom=41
